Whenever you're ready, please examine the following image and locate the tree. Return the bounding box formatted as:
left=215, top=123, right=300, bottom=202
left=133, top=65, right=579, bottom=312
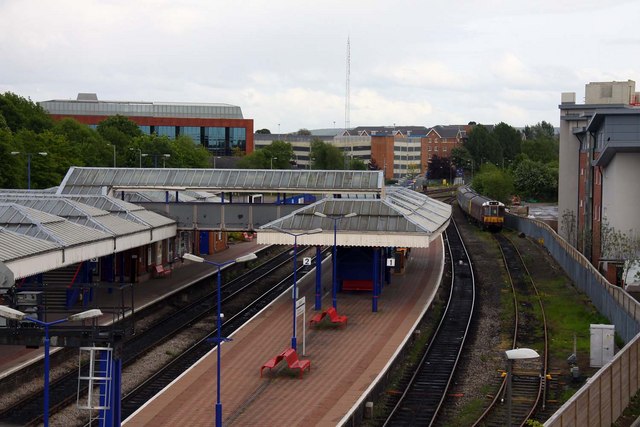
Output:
left=349, top=158, right=367, bottom=170
left=53, top=118, right=111, bottom=167
left=237, top=140, right=293, bottom=169
left=464, top=124, right=502, bottom=167
left=493, top=122, right=522, bottom=166
left=521, top=136, right=559, bottom=164
left=523, top=121, right=555, bottom=140
left=255, top=128, right=271, bottom=134
left=297, top=128, right=312, bottom=136
left=512, top=159, right=557, bottom=201
left=472, top=163, right=514, bottom=203
left=0, top=92, right=53, bottom=134
left=310, top=139, right=345, bottom=170
left=368, top=158, right=381, bottom=170
left=97, top=115, right=143, bottom=153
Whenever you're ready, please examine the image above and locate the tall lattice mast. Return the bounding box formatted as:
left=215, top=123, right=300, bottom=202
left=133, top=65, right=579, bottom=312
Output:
left=345, top=36, right=350, bottom=131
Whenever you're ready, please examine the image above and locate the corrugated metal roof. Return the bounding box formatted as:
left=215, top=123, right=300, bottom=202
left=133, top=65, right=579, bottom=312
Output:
left=65, top=195, right=175, bottom=228
left=0, top=203, right=112, bottom=246
left=57, top=168, right=384, bottom=195
left=258, top=189, right=451, bottom=248
left=0, top=227, right=59, bottom=262
left=0, top=194, right=153, bottom=236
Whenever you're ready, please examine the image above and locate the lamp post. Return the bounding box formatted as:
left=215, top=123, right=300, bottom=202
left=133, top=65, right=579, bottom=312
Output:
left=505, top=348, right=540, bottom=427
left=129, top=148, right=142, bottom=168
left=162, top=154, right=170, bottom=168
left=182, top=252, right=257, bottom=427
left=11, top=151, right=48, bottom=190
left=313, top=211, right=357, bottom=309
left=108, top=144, right=116, bottom=167
left=213, top=156, right=221, bottom=168
left=270, top=156, right=278, bottom=170
left=267, top=227, right=322, bottom=351
left=0, top=306, right=103, bottom=427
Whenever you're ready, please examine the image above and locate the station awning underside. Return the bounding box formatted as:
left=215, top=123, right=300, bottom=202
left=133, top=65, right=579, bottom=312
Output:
left=0, top=192, right=176, bottom=280
left=57, top=167, right=384, bottom=196
left=258, top=187, right=451, bottom=248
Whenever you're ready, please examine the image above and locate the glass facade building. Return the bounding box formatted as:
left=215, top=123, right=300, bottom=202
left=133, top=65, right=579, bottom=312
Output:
left=39, top=94, right=254, bottom=155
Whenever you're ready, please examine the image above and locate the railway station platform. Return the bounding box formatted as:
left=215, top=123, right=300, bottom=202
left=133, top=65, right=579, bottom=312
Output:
left=124, top=238, right=444, bottom=426
left=0, top=240, right=261, bottom=380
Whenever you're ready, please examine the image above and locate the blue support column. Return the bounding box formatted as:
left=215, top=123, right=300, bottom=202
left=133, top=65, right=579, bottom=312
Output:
left=315, top=245, right=322, bottom=310
left=372, top=248, right=379, bottom=312
left=119, top=253, right=125, bottom=284
left=165, top=191, right=169, bottom=203
left=101, top=355, right=122, bottom=427
left=385, top=248, right=391, bottom=285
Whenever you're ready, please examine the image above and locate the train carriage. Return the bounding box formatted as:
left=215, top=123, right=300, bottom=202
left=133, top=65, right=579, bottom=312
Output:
left=456, top=185, right=505, bottom=231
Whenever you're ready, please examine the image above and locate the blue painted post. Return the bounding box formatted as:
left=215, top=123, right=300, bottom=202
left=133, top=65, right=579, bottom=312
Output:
left=165, top=191, right=169, bottom=203
left=215, top=265, right=223, bottom=427
left=291, top=235, right=298, bottom=351
left=315, top=245, right=322, bottom=310
left=373, top=248, right=379, bottom=312
left=332, top=220, right=338, bottom=309
left=43, top=323, right=50, bottom=427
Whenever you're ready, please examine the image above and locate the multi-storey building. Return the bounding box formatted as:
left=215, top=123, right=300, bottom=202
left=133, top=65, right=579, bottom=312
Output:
left=558, top=80, right=640, bottom=284
left=39, top=93, right=254, bottom=156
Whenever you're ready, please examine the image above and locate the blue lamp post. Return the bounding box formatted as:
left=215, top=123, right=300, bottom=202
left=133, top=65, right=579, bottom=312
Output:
left=0, top=306, right=103, bottom=427
left=267, top=227, right=322, bottom=351
left=10, top=151, right=48, bottom=190
left=313, top=211, right=357, bottom=309
left=182, top=252, right=257, bottom=427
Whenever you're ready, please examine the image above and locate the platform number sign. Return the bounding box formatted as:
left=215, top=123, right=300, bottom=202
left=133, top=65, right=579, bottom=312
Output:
left=386, top=257, right=395, bottom=267
left=303, top=257, right=312, bottom=266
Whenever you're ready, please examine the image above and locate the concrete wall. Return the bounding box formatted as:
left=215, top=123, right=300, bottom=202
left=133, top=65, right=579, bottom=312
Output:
left=602, top=153, right=640, bottom=239
left=558, top=110, right=586, bottom=245
left=585, top=80, right=635, bottom=104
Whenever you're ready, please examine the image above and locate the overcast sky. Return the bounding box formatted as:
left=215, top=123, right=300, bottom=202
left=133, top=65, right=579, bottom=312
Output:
left=1, top=0, right=639, bottom=133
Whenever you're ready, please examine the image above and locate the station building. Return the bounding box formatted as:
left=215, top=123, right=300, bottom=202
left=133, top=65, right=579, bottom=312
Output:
left=558, top=80, right=640, bottom=284
left=39, top=93, right=254, bottom=156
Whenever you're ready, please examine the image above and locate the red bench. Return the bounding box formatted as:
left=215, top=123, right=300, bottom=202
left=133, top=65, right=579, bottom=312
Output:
left=153, top=264, right=172, bottom=278
left=260, top=348, right=311, bottom=379
left=310, top=307, right=348, bottom=327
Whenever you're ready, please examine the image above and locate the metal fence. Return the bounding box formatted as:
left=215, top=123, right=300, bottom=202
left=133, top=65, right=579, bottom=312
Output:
left=504, top=214, right=640, bottom=426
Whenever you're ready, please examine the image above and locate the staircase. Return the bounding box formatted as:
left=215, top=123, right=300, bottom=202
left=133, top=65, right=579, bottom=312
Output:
left=41, top=263, right=83, bottom=310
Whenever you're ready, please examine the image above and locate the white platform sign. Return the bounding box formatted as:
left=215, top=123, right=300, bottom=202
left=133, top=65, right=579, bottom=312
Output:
left=303, top=257, right=312, bottom=266
left=387, top=257, right=395, bottom=267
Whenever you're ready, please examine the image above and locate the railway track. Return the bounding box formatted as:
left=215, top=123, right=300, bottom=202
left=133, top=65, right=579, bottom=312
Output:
left=471, top=233, right=548, bottom=427
left=0, top=246, right=326, bottom=426
left=382, top=217, right=475, bottom=426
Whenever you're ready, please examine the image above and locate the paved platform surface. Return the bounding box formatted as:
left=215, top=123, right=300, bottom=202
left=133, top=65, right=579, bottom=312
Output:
left=124, top=239, right=444, bottom=426
left=0, top=241, right=261, bottom=380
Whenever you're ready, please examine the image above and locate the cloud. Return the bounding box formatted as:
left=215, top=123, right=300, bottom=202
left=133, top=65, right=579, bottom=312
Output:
left=374, top=61, right=468, bottom=90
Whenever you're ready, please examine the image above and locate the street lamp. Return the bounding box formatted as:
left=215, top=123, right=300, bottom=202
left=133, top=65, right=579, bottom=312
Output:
left=267, top=227, right=322, bottom=351
left=108, top=144, right=116, bottom=167
left=213, top=156, right=221, bottom=168
left=270, top=156, right=278, bottom=170
left=182, top=252, right=257, bottom=427
left=162, top=154, right=170, bottom=168
left=313, top=211, right=357, bottom=309
left=11, top=151, right=48, bottom=190
left=0, top=306, right=103, bottom=427
left=129, top=148, right=142, bottom=168
left=505, top=348, right=540, bottom=427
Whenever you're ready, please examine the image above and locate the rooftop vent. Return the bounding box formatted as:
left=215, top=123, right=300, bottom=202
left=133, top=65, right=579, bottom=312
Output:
left=77, top=93, right=98, bottom=101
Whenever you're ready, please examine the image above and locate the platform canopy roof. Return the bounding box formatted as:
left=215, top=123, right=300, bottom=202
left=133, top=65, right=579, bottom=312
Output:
left=57, top=167, right=384, bottom=196
left=0, top=192, right=176, bottom=280
left=258, top=187, right=451, bottom=248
